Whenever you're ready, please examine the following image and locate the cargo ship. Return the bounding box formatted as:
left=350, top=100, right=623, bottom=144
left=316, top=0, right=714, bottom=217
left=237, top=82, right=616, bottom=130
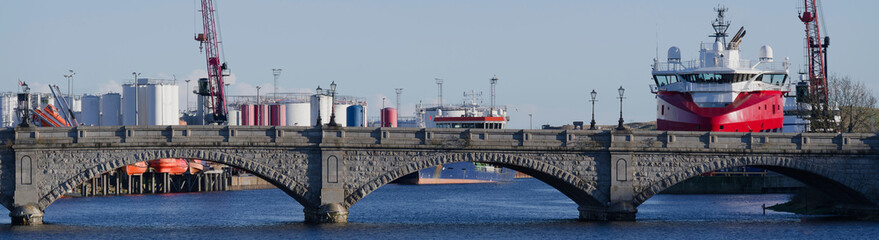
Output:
left=394, top=87, right=516, bottom=184
left=651, top=7, right=790, bottom=132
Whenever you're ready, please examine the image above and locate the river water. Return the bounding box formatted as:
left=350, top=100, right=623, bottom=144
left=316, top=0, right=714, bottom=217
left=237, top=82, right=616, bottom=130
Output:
left=0, top=178, right=876, bottom=239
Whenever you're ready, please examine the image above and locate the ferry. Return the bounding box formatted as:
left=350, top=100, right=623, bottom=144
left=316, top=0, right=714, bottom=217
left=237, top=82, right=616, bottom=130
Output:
left=394, top=89, right=516, bottom=184
left=651, top=7, right=790, bottom=132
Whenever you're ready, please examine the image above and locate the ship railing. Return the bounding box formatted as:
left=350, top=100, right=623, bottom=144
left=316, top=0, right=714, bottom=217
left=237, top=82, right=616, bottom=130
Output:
left=653, top=60, right=699, bottom=72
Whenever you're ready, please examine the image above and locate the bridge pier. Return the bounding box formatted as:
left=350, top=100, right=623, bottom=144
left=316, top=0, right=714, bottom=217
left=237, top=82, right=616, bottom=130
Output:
left=578, top=203, right=637, bottom=221
left=9, top=205, right=43, bottom=225
left=303, top=203, right=349, bottom=223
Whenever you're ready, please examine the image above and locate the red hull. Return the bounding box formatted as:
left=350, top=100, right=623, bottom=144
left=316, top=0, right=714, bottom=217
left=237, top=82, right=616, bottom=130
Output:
left=656, top=91, right=784, bottom=132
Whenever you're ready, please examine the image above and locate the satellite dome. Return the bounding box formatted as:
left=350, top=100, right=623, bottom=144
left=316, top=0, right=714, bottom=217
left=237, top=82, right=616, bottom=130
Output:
left=759, top=45, right=774, bottom=62
left=667, top=46, right=681, bottom=62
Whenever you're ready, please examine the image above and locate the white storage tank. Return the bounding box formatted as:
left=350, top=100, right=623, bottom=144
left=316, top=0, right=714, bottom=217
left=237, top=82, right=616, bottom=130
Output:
left=310, top=94, right=332, bottom=126
left=227, top=108, right=240, bottom=126
left=64, top=96, right=82, bottom=112
left=100, top=93, right=122, bottom=126
left=285, top=102, right=311, bottom=126
left=0, top=93, right=17, bottom=127
left=333, top=104, right=350, bottom=127
left=80, top=95, right=101, bottom=126
left=122, top=78, right=180, bottom=126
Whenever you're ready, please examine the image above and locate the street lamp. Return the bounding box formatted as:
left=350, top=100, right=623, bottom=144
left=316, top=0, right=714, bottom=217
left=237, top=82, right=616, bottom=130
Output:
left=315, top=86, right=323, bottom=126
left=63, top=70, right=75, bottom=101
left=256, top=86, right=261, bottom=105
left=617, top=86, right=626, bottom=130
left=589, top=89, right=597, bottom=130
left=272, top=68, right=282, bottom=101
left=529, top=113, right=533, bottom=130
left=328, top=81, right=338, bottom=127
left=132, top=72, right=141, bottom=125
left=185, top=79, right=191, bottom=112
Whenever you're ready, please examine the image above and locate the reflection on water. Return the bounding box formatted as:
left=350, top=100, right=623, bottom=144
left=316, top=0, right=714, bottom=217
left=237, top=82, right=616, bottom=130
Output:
left=0, top=178, right=876, bottom=239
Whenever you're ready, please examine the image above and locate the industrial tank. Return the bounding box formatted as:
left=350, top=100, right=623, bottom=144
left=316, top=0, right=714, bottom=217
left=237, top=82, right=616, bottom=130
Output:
left=64, top=96, right=82, bottom=112
left=80, top=95, right=101, bottom=126
left=270, top=104, right=286, bottom=126
left=100, top=93, right=122, bottom=126
left=256, top=104, right=269, bottom=126
left=333, top=104, right=350, bottom=127
left=122, top=79, right=179, bottom=126
left=285, top=102, right=310, bottom=127
left=227, top=108, right=240, bottom=126
left=310, top=95, right=332, bottom=126
left=0, top=93, right=16, bottom=127
left=381, top=107, right=397, bottom=127
left=346, top=105, right=364, bottom=127
left=240, top=104, right=254, bottom=125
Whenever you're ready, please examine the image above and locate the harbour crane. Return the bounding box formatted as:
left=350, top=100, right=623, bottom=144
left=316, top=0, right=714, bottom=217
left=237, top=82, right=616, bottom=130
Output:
left=194, top=0, right=229, bottom=124
left=797, top=0, right=834, bottom=131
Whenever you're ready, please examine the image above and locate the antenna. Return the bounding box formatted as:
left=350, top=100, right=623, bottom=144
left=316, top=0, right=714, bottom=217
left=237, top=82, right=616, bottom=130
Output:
left=489, top=76, right=498, bottom=112
left=710, top=5, right=730, bottom=44
left=435, top=78, right=444, bottom=107
left=395, top=88, right=403, bottom=111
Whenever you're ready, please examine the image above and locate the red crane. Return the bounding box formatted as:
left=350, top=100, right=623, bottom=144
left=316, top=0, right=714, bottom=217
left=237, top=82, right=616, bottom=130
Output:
left=195, top=0, right=228, bottom=124
left=798, top=0, right=830, bottom=104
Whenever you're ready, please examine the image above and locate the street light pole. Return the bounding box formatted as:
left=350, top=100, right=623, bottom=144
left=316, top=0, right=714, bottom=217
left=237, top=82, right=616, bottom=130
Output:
left=272, top=68, right=282, bottom=102
left=617, top=86, right=626, bottom=130
left=590, top=89, right=597, bottom=130
left=529, top=113, right=533, bottom=130
left=315, top=86, right=323, bottom=126
left=256, top=86, right=261, bottom=105
left=132, top=72, right=141, bottom=125
left=63, top=70, right=75, bottom=101
left=185, top=79, right=191, bottom=112
left=329, top=81, right=338, bottom=127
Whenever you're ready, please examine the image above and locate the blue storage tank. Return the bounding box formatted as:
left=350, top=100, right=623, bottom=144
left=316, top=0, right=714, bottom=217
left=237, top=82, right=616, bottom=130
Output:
left=347, top=105, right=364, bottom=127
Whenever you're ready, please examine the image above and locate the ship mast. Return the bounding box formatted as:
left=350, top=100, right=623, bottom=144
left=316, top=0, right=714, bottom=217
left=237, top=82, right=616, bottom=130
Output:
left=710, top=6, right=730, bottom=45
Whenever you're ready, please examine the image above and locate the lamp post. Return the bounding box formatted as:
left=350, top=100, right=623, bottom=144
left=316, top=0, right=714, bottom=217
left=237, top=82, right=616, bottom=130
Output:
left=328, top=81, right=338, bottom=127
left=132, top=72, right=141, bottom=125
left=272, top=68, right=282, bottom=101
left=529, top=113, right=533, bottom=130
left=256, top=86, right=261, bottom=105
left=617, top=86, right=626, bottom=130
left=63, top=70, right=75, bottom=101
left=589, top=89, right=597, bottom=130
left=315, top=86, right=323, bottom=126
left=184, top=79, right=191, bottom=112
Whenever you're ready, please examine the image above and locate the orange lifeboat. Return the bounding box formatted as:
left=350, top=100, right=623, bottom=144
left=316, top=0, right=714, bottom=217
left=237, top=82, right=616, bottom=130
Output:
left=125, top=161, right=148, bottom=175
left=149, top=159, right=204, bottom=175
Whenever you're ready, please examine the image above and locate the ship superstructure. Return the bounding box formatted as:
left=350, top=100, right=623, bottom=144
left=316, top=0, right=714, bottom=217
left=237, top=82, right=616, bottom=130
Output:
left=651, top=7, right=790, bottom=132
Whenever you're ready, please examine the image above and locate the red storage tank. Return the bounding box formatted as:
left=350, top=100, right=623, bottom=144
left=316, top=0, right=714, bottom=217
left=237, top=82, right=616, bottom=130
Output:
left=270, top=104, right=286, bottom=126
left=240, top=105, right=254, bottom=126
left=256, top=105, right=269, bottom=126
left=381, top=107, right=397, bottom=127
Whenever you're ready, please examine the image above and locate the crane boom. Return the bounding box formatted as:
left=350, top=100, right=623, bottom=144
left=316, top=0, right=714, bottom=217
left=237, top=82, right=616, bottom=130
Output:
left=799, top=0, right=830, bottom=103
left=195, top=0, right=228, bottom=124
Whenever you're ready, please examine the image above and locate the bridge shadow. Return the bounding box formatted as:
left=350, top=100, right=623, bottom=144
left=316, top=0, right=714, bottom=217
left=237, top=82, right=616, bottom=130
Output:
left=634, top=162, right=875, bottom=214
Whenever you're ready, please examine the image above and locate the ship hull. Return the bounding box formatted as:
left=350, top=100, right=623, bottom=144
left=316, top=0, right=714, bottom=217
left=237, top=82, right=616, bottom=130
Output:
left=394, top=162, right=516, bottom=185
left=657, top=91, right=784, bottom=132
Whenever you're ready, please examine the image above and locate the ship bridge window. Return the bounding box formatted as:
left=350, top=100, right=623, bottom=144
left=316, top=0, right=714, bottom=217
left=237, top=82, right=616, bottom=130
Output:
left=765, top=74, right=787, bottom=85
left=682, top=73, right=736, bottom=83
left=653, top=75, right=679, bottom=86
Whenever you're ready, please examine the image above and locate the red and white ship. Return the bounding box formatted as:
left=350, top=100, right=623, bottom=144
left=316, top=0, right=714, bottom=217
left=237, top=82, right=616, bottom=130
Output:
left=651, top=7, right=790, bottom=132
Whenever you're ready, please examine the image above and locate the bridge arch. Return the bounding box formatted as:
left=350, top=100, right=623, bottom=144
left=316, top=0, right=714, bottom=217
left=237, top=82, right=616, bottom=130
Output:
left=344, top=152, right=606, bottom=209
left=35, top=148, right=313, bottom=211
left=632, top=155, right=874, bottom=207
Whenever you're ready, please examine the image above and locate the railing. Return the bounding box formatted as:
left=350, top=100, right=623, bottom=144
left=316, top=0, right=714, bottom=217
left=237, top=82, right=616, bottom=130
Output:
left=7, top=126, right=878, bottom=153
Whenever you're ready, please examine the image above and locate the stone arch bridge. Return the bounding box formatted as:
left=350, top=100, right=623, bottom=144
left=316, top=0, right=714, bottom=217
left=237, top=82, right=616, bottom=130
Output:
left=1, top=126, right=877, bottom=225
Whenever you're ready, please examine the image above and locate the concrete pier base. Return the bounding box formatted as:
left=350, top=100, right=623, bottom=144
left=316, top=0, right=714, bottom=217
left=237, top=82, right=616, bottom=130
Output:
left=9, top=205, right=43, bottom=225
left=304, top=203, right=349, bottom=223
left=578, top=202, right=637, bottom=221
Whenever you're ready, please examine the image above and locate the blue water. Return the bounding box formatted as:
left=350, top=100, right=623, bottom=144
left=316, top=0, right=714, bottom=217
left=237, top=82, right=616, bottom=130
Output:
left=0, top=178, right=876, bottom=239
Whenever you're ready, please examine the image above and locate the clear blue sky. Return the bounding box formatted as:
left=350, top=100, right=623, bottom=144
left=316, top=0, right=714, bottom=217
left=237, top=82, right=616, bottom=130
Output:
left=2, top=0, right=876, bottom=129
